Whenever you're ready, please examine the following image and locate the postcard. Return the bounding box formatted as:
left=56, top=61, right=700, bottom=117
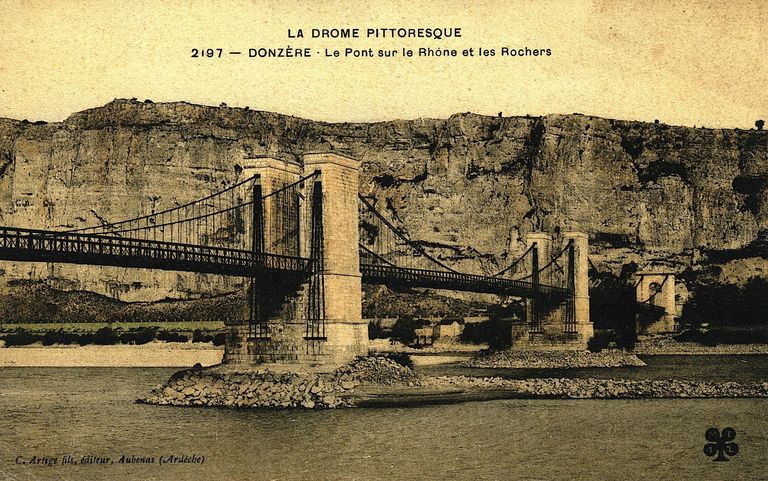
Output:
left=1, top=1, right=766, bottom=480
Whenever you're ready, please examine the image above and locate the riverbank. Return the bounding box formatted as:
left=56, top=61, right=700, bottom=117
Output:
left=0, top=342, right=223, bottom=367
left=7, top=341, right=768, bottom=369
left=368, top=338, right=487, bottom=354
left=464, top=349, right=646, bottom=369
left=414, top=376, right=768, bottom=401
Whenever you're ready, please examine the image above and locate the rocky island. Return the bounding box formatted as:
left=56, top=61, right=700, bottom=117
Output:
left=139, top=356, right=768, bottom=409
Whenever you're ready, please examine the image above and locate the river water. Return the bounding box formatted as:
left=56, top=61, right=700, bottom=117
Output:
left=1, top=357, right=767, bottom=480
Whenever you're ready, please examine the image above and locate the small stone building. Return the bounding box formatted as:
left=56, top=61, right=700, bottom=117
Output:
left=433, top=319, right=465, bottom=340
left=414, top=327, right=434, bottom=346
left=412, top=319, right=465, bottom=346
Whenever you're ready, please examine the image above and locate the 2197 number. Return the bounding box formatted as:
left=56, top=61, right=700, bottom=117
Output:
left=191, top=48, right=223, bottom=58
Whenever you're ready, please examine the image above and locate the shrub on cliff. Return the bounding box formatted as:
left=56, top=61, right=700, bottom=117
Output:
left=191, top=329, right=226, bottom=345
left=675, top=328, right=768, bottom=345
left=41, top=329, right=78, bottom=346
left=156, top=331, right=189, bottom=343
left=587, top=330, right=614, bottom=352
left=1, top=326, right=224, bottom=346
left=367, top=320, right=388, bottom=340
left=118, top=327, right=156, bottom=345
left=192, top=329, right=211, bottom=343
left=683, top=277, right=768, bottom=328
left=587, top=268, right=637, bottom=349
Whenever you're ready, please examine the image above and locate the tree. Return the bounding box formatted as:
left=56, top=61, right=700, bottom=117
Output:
left=756, top=119, right=765, bottom=131
left=390, top=317, right=430, bottom=345
left=460, top=317, right=512, bottom=349
left=367, top=320, right=388, bottom=340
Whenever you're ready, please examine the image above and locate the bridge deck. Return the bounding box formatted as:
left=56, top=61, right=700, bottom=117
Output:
left=0, top=227, right=315, bottom=279
left=360, top=263, right=571, bottom=301
left=0, top=227, right=572, bottom=301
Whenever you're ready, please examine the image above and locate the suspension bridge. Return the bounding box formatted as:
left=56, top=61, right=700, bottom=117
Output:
left=0, top=178, right=571, bottom=301
left=0, top=152, right=671, bottom=364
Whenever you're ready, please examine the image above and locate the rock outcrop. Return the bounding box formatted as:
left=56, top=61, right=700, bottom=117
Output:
left=1, top=99, right=767, bottom=318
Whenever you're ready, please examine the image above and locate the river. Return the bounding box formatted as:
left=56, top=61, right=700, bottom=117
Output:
left=2, top=356, right=767, bottom=480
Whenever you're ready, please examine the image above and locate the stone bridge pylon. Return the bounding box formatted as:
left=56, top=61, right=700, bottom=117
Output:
left=511, top=231, right=593, bottom=350
left=224, top=152, right=367, bottom=366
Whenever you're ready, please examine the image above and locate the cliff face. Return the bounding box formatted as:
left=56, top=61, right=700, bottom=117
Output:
left=0, top=99, right=766, bottom=311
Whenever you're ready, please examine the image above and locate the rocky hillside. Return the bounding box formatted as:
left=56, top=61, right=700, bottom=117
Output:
left=0, top=99, right=766, bottom=322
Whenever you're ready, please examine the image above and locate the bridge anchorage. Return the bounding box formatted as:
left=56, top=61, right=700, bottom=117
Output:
left=0, top=151, right=600, bottom=365
left=635, top=271, right=678, bottom=335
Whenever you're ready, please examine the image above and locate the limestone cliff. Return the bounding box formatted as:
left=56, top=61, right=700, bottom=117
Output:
left=0, top=99, right=766, bottom=321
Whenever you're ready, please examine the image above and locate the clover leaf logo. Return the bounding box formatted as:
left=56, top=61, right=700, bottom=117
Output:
left=704, top=427, right=738, bottom=462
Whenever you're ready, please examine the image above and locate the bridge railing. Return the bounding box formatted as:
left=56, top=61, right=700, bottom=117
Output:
left=0, top=227, right=315, bottom=274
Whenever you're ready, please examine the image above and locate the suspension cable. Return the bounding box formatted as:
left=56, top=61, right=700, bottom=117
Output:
left=493, top=243, right=535, bottom=277
left=358, top=195, right=459, bottom=273
left=358, top=243, right=400, bottom=268
left=70, top=172, right=318, bottom=239
left=68, top=174, right=260, bottom=233
left=89, top=199, right=257, bottom=236
left=536, top=240, right=573, bottom=275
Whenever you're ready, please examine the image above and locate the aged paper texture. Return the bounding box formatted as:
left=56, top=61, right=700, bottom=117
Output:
left=0, top=1, right=767, bottom=480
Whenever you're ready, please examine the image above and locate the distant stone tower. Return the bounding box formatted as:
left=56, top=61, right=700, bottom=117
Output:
left=635, top=272, right=677, bottom=334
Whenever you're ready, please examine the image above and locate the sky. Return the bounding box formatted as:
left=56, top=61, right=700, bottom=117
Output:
left=0, top=0, right=766, bottom=128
